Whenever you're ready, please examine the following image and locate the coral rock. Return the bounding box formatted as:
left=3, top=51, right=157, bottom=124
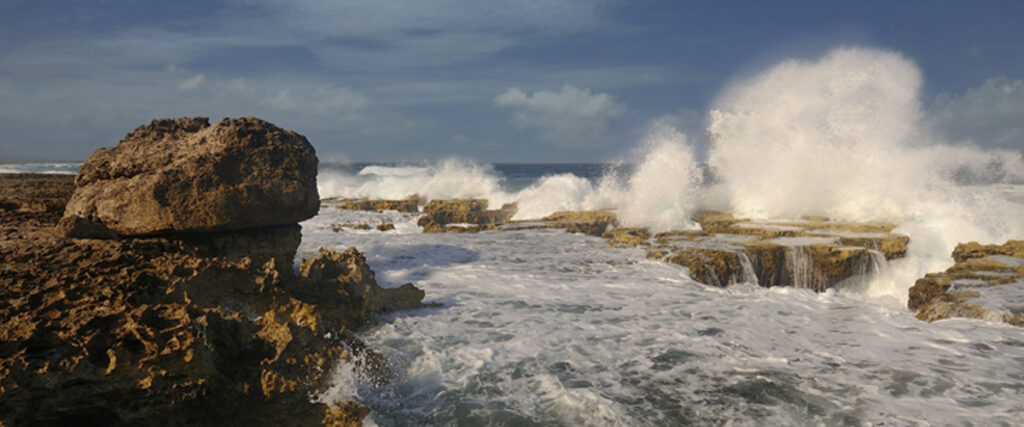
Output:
left=60, top=117, right=319, bottom=237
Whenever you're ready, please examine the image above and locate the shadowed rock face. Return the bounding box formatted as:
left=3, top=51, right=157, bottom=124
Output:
left=60, top=117, right=320, bottom=238
left=0, top=174, right=424, bottom=426
left=909, top=240, right=1024, bottom=326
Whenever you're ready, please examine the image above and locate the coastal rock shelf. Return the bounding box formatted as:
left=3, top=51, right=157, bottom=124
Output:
left=645, top=212, right=909, bottom=291
left=909, top=240, right=1024, bottom=326
left=1, top=118, right=427, bottom=426
left=333, top=198, right=910, bottom=292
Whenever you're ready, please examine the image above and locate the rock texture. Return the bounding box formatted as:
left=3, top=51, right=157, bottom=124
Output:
left=332, top=197, right=421, bottom=213
left=0, top=173, right=425, bottom=426
left=329, top=195, right=907, bottom=293
left=2, top=115, right=428, bottom=426
left=0, top=174, right=75, bottom=240
left=908, top=240, right=1024, bottom=326
left=417, top=199, right=516, bottom=233
left=643, top=212, right=907, bottom=291
left=60, top=117, right=320, bottom=238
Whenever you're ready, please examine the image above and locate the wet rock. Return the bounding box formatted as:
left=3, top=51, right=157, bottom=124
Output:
left=331, top=223, right=372, bottom=232
left=417, top=199, right=515, bottom=233
left=296, top=248, right=426, bottom=323
left=376, top=223, right=395, bottom=232
left=603, top=227, right=650, bottom=247
left=909, top=240, right=1024, bottom=326
left=539, top=210, right=618, bottom=237
left=334, top=197, right=421, bottom=213
left=60, top=117, right=320, bottom=238
left=646, top=211, right=903, bottom=291
left=665, top=248, right=748, bottom=287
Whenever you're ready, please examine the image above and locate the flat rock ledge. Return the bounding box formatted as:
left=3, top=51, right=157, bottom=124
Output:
left=909, top=240, right=1024, bottom=326
left=334, top=199, right=908, bottom=292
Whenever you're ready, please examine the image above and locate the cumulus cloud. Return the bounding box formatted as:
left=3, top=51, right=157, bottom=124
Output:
left=259, top=84, right=368, bottom=118
left=495, top=85, right=626, bottom=149
left=177, top=73, right=206, bottom=91
left=929, top=77, right=1024, bottom=150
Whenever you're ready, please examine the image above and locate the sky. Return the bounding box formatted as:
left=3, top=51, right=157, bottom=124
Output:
left=1, top=0, right=1022, bottom=163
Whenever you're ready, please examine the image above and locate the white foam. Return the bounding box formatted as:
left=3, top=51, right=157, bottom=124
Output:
left=299, top=214, right=1024, bottom=425
left=702, top=46, right=1024, bottom=304
left=0, top=162, right=79, bottom=174
left=617, top=123, right=703, bottom=232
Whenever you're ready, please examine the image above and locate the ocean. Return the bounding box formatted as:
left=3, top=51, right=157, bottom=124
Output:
left=4, top=155, right=1024, bottom=425
left=5, top=48, right=1024, bottom=424
left=300, top=157, right=1024, bottom=426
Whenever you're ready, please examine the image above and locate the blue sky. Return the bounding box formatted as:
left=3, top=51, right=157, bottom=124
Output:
left=1, top=0, right=1022, bottom=162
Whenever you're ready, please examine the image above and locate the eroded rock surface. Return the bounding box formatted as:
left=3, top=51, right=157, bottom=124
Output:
left=643, top=212, right=907, bottom=291
left=3, top=170, right=422, bottom=425
left=332, top=197, right=421, bottom=213
left=909, top=240, right=1024, bottom=326
left=329, top=195, right=908, bottom=292
left=60, top=117, right=320, bottom=238
left=417, top=199, right=516, bottom=233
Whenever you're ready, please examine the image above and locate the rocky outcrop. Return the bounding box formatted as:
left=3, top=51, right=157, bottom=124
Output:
left=60, top=117, right=320, bottom=238
left=3, top=114, right=425, bottom=426
left=333, top=197, right=421, bottom=213
left=540, top=210, right=618, bottom=237
left=634, top=212, right=908, bottom=291
left=908, top=241, right=1024, bottom=326
left=417, top=199, right=516, bottom=233
left=0, top=240, right=420, bottom=425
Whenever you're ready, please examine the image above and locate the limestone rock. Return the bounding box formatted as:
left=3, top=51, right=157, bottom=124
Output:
left=603, top=227, right=650, bottom=247
left=646, top=211, right=904, bottom=291
left=417, top=199, right=515, bottom=233
left=908, top=240, right=1024, bottom=326
left=0, top=174, right=425, bottom=425
left=334, top=197, right=421, bottom=213
left=540, top=210, right=618, bottom=237
left=60, top=117, right=319, bottom=237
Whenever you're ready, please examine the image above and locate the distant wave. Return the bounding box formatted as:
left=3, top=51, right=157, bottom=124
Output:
left=0, top=163, right=79, bottom=175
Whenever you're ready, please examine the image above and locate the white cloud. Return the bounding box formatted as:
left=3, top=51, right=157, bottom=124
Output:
left=177, top=73, right=206, bottom=91
left=929, top=77, right=1024, bottom=150
left=259, top=84, right=368, bottom=118
left=223, top=0, right=611, bottom=38
left=495, top=85, right=626, bottom=149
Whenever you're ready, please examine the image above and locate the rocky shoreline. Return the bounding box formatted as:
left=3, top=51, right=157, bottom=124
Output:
left=3, top=116, right=1020, bottom=425
left=333, top=196, right=1024, bottom=327
left=0, top=118, right=426, bottom=426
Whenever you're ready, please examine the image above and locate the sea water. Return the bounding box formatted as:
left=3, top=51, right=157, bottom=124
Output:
left=302, top=47, right=1024, bottom=425
left=302, top=168, right=1024, bottom=426
left=7, top=46, right=1024, bottom=425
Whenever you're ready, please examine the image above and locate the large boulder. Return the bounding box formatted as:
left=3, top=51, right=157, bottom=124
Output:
left=60, top=117, right=319, bottom=238
left=0, top=174, right=426, bottom=425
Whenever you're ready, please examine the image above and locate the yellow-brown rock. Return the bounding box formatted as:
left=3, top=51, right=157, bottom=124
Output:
left=645, top=212, right=905, bottom=291
left=541, top=210, right=618, bottom=237
left=908, top=240, right=1024, bottom=326
left=335, top=197, right=421, bottom=213
left=0, top=174, right=425, bottom=425
left=602, top=227, right=650, bottom=247
left=60, top=117, right=320, bottom=238
left=417, top=199, right=515, bottom=233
